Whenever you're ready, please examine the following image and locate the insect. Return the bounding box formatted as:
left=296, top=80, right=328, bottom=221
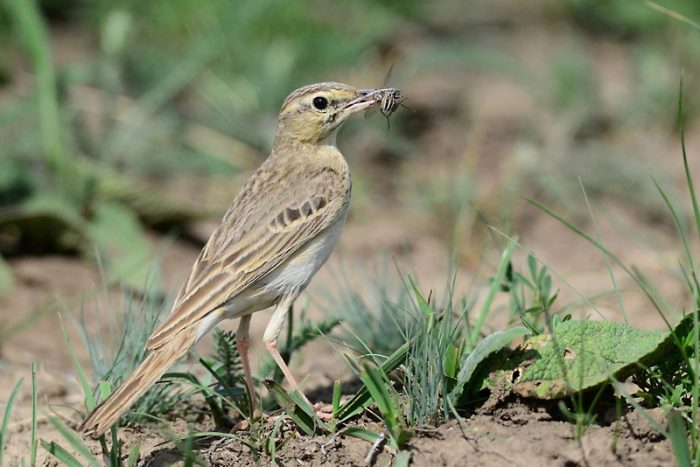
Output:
left=361, top=66, right=409, bottom=129
left=379, top=88, right=402, bottom=117
left=363, top=87, right=406, bottom=128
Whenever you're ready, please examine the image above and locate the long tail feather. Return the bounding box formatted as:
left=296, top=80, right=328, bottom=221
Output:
left=79, top=331, right=195, bottom=436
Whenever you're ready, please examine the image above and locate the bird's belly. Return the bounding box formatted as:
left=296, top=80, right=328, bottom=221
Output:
left=260, top=219, right=345, bottom=296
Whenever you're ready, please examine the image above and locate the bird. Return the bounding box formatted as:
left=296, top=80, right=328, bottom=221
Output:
left=79, top=82, right=396, bottom=436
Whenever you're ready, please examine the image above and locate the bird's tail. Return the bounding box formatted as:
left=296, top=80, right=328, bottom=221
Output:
left=79, top=330, right=195, bottom=436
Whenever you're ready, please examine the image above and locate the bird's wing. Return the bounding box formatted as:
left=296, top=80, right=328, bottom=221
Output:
left=146, top=163, right=348, bottom=350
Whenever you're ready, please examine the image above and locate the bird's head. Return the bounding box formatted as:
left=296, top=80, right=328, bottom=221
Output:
left=274, top=82, right=386, bottom=146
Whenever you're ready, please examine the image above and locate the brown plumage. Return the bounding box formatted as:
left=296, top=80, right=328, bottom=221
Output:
left=80, top=82, right=397, bottom=436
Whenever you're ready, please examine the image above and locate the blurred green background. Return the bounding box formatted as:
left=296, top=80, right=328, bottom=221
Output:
left=0, top=0, right=699, bottom=296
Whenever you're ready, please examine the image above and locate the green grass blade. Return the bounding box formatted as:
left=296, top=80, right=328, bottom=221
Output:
left=525, top=197, right=672, bottom=330
left=356, top=363, right=411, bottom=449
left=342, top=426, right=383, bottom=443
left=4, top=0, right=74, bottom=196
left=470, top=237, right=517, bottom=344
left=127, top=443, right=141, bottom=467
left=668, top=411, right=691, bottom=467
left=395, top=450, right=412, bottom=467
left=30, top=363, right=38, bottom=467
left=40, top=441, right=82, bottom=467
left=358, top=364, right=396, bottom=424
left=109, top=425, right=120, bottom=467
left=332, top=379, right=342, bottom=418
left=47, top=416, right=99, bottom=465
left=59, top=313, right=96, bottom=411
left=265, top=415, right=284, bottom=462
left=678, top=76, right=699, bottom=228
left=0, top=378, right=23, bottom=467
left=198, top=357, right=248, bottom=421
left=171, top=432, right=257, bottom=451
left=579, top=179, right=627, bottom=323
left=646, top=1, right=700, bottom=30
left=679, top=75, right=700, bottom=459
left=337, top=340, right=410, bottom=422
left=263, top=379, right=320, bottom=436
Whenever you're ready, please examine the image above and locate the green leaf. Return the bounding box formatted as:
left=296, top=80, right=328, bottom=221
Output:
left=47, top=416, right=99, bottom=465
left=332, top=379, right=342, bottom=418
left=342, top=426, right=382, bottom=443
left=395, top=450, right=412, bottom=467
left=410, top=278, right=434, bottom=329
left=357, top=363, right=411, bottom=449
left=358, top=364, right=398, bottom=426
left=501, top=319, right=670, bottom=399
left=470, top=237, right=518, bottom=344
left=88, top=201, right=158, bottom=292
left=4, top=0, right=77, bottom=198
left=263, top=379, right=323, bottom=436
left=30, top=363, right=38, bottom=467
left=0, top=378, right=23, bottom=467
left=127, top=443, right=141, bottom=467
left=337, top=340, right=410, bottom=422
left=668, top=410, right=691, bottom=467
left=59, top=314, right=96, bottom=411
left=450, top=326, right=530, bottom=403
left=41, top=441, right=83, bottom=467
left=443, top=344, right=460, bottom=380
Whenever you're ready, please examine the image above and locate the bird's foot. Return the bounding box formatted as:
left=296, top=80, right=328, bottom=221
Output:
left=313, top=402, right=334, bottom=421
left=232, top=419, right=250, bottom=432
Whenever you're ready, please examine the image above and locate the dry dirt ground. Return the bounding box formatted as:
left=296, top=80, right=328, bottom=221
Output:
left=3, top=16, right=700, bottom=467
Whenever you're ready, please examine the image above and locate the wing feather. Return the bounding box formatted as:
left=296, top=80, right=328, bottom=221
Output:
left=146, top=166, right=347, bottom=350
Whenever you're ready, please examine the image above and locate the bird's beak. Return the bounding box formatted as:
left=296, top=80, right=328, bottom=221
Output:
left=343, top=88, right=395, bottom=113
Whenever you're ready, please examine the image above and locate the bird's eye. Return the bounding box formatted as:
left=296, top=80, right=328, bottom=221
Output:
left=312, top=96, right=328, bottom=110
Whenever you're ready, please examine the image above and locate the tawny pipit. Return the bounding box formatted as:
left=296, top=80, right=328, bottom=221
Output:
left=80, top=82, right=398, bottom=435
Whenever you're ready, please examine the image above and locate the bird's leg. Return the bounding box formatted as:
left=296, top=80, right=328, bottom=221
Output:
left=264, top=297, right=333, bottom=420
left=263, top=297, right=314, bottom=407
left=236, top=314, right=257, bottom=416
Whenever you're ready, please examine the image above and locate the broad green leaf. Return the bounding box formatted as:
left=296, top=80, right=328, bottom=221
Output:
left=490, top=319, right=680, bottom=399
left=449, top=326, right=530, bottom=403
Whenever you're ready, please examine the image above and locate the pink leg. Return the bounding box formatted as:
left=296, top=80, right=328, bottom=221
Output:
left=263, top=298, right=331, bottom=419
left=236, top=314, right=257, bottom=415
left=265, top=338, right=314, bottom=409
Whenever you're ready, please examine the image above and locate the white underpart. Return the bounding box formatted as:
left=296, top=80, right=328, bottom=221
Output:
left=261, top=217, right=345, bottom=298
